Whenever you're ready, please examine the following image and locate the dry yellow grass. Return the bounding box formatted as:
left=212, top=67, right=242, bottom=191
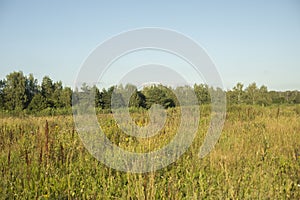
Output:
left=0, top=105, right=299, bottom=199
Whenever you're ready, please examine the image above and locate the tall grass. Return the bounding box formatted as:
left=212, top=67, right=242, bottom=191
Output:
left=0, top=105, right=299, bottom=199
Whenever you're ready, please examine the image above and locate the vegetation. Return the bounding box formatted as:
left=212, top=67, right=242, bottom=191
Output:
left=0, top=105, right=299, bottom=199
left=0, top=71, right=299, bottom=199
left=0, top=71, right=299, bottom=116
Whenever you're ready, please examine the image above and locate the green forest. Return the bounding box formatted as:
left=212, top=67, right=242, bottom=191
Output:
left=0, top=71, right=299, bottom=116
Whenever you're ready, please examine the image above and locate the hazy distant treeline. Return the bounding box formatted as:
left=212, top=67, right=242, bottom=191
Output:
left=0, top=71, right=299, bottom=114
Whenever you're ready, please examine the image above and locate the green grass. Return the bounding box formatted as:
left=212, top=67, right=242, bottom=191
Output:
left=0, top=105, right=299, bottom=199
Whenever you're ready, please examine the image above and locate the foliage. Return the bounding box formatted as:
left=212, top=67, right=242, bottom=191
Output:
left=0, top=71, right=299, bottom=116
left=142, top=85, right=176, bottom=109
left=3, top=71, right=28, bottom=111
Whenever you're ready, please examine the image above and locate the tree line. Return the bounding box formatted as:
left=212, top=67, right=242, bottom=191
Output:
left=0, top=71, right=299, bottom=114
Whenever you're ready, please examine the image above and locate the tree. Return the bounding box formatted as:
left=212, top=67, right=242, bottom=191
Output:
left=27, top=93, right=47, bottom=111
left=25, top=73, right=38, bottom=108
left=288, top=91, right=300, bottom=104
left=230, top=82, right=244, bottom=104
left=61, top=87, right=72, bottom=107
left=52, top=81, right=63, bottom=108
left=3, top=71, right=28, bottom=111
left=209, top=86, right=226, bottom=105
left=41, top=76, right=54, bottom=107
left=111, top=92, right=125, bottom=108
left=194, top=84, right=210, bottom=104
left=0, top=79, right=5, bottom=109
left=257, top=85, right=271, bottom=106
left=174, top=85, right=198, bottom=106
left=93, top=86, right=102, bottom=108
left=129, top=90, right=146, bottom=108
left=112, top=84, right=136, bottom=107
left=142, top=85, right=175, bottom=109
left=109, top=84, right=146, bottom=108
left=269, top=91, right=285, bottom=104
left=54, top=85, right=73, bottom=108
left=101, top=86, right=114, bottom=109
left=161, top=86, right=178, bottom=107
left=280, top=91, right=297, bottom=104
left=294, top=91, right=300, bottom=104
left=245, top=82, right=259, bottom=105
left=75, top=83, right=95, bottom=110
left=124, top=84, right=138, bottom=105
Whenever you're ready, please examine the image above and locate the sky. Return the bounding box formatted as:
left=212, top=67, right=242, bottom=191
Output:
left=0, top=0, right=299, bottom=91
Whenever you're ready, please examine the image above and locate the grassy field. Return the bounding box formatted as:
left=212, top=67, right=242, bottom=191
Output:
left=0, top=105, right=299, bottom=199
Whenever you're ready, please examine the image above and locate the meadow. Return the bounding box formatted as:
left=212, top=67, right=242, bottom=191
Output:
left=0, top=105, right=299, bottom=199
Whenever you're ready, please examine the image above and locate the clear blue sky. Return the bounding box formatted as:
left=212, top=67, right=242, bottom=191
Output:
left=0, top=0, right=299, bottom=91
